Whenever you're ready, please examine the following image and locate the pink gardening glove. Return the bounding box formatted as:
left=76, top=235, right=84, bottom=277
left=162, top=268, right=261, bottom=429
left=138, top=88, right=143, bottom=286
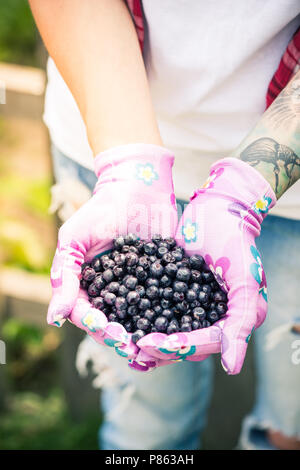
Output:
left=47, top=143, right=178, bottom=356
left=174, top=158, right=276, bottom=375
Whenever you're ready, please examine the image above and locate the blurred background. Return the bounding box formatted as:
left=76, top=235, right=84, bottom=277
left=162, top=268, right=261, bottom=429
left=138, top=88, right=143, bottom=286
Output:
left=0, top=0, right=256, bottom=450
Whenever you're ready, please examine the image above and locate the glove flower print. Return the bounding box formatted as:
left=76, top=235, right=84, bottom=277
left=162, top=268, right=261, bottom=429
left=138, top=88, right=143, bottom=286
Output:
left=181, top=219, right=198, bottom=243
left=81, top=309, right=106, bottom=333
left=135, top=162, right=159, bottom=185
left=204, top=254, right=230, bottom=292
left=250, top=245, right=267, bottom=302
left=252, top=194, right=272, bottom=215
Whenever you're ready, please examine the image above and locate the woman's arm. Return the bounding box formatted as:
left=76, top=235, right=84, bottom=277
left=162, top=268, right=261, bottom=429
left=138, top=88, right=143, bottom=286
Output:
left=231, top=70, right=300, bottom=199
left=29, top=0, right=162, bottom=154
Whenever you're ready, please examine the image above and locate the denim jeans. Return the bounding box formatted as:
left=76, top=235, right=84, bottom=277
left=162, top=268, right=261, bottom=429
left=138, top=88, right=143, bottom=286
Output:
left=51, top=146, right=300, bottom=449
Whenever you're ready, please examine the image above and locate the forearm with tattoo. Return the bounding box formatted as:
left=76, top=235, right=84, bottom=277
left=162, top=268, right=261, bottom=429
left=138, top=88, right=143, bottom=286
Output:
left=231, top=71, right=300, bottom=199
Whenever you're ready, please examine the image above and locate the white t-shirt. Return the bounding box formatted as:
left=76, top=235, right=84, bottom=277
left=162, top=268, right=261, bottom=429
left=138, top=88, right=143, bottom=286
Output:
left=43, top=0, right=300, bottom=219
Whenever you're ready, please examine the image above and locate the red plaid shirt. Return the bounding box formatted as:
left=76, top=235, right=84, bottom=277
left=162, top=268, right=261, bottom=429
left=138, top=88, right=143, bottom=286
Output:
left=126, top=0, right=300, bottom=109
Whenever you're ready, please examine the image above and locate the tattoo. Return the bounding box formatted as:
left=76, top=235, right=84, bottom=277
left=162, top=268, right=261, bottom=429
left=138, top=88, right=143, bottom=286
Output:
left=235, top=71, right=300, bottom=199
left=265, top=78, right=300, bottom=133
left=240, top=137, right=300, bottom=195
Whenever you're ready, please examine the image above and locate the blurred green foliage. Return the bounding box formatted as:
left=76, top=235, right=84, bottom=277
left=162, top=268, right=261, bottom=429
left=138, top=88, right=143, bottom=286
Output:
left=0, top=0, right=38, bottom=66
left=0, top=391, right=99, bottom=449
left=0, top=318, right=100, bottom=449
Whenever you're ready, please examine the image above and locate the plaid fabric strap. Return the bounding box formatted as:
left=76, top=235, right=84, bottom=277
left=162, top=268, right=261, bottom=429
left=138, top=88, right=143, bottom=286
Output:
left=266, top=27, right=300, bottom=108
left=125, top=1, right=300, bottom=109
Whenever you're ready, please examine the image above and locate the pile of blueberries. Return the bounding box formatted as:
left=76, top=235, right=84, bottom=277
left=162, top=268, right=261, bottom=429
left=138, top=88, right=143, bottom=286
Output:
left=80, top=234, right=228, bottom=344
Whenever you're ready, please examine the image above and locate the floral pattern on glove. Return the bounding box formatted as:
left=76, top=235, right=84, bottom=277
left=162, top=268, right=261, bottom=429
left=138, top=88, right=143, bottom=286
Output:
left=204, top=254, right=230, bottom=292
left=252, top=194, right=272, bottom=215
left=135, top=163, right=159, bottom=185
left=81, top=309, right=106, bottom=332
left=190, top=167, right=225, bottom=201
left=181, top=219, right=198, bottom=244
left=250, top=246, right=267, bottom=302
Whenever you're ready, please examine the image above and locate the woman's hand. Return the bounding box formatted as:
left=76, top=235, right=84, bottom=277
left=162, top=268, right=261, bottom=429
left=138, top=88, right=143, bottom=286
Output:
left=175, top=158, right=276, bottom=374
left=47, top=144, right=178, bottom=331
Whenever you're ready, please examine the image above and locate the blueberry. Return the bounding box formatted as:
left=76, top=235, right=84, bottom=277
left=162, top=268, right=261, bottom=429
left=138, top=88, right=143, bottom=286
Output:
left=162, top=309, right=173, bottom=321
left=173, top=281, right=188, bottom=293
left=192, top=320, right=200, bottom=330
left=126, top=291, right=140, bottom=305
left=150, top=261, right=164, bottom=278
left=124, top=276, right=138, bottom=290
left=134, top=240, right=145, bottom=252
left=171, top=249, right=183, bottom=262
left=81, top=262, right=89, bottom=272
left=169, top=318, right=179, bottom=330
left=167, top=324, right=178, bottom=335
left=91, top=257, right=102, bottom=272
left=118, top=285, right=129, bottom=297
left=189, top=254, right=204, bottom=270
left=177, top=301, right=189, bottom=313
left=145, top=278, right=159, bottom=288
left=198, top=291, right=209, bottom=304
left=146, top=285, right=159, bottom=300
left=190, top=270, right=201, bottom=283
left=193, top=307, right=206, bottom=321
left=190, top=300, right=201, bottom=309
left=207, top=310, right=219, bottom=323
left=80, top=279, right=88, bottom=290
left=176, top=267, right=191, bottom=282
left=137, top=318, right=151, bottom=331
left=186, top=289, right=197, bottom=302
left=213, top=291, right=228, bottom=302
left=104, top=292, right=116, bottom=305
left=201, top=284, right=212, bottom=294
left=153, top=304, right=163, bottom=316
left=114, top=253, right=125, bottom=265
left=136, top=285, right=145, bottom=298
left=132, top=329, right=146, bottom=344
left=88, top=283, right=99, bottom=297
left=121, top=245, right=130, bottom=253
left=138, top=256, right=150, bottom=269
left=164, top=263, right=178, bottom=278
left=113, top=236, right=125, bottom=249
left=124, top=320, right=133, bottom=332
left=128, top=246, right=139, bottom=254
left=108, top=313, right=118, bottom=322
left=161, top=299, right=171, bottom=309
left=151, top=326, right=158, bottom=332
left=136, top=266, right=147, bottom=281
left=202, top=271, right=214, bottom=283
left=113, top=266, right=124, bottom=278
left=115, top=297, right=127, bottom=311
left=82, top=266, right=96, bottom=282
left=202, top=319, right=211, bottom=328
left=157, top=246, right=168, bottom=258
left=162, top=252, right=176, bottom=265
left=102, top=258, right=115, bottom=270
left=108, top=282, right=119, bottom=293
left=144, top=309, right=156, bottom=322
left=91, top=297, right=105, bottom=310
left=152, top=234, right=162, bottom=244
left=210, top=280, right=220, bottom=292
left=125, top=252, right=138, bottom=266
left=124, top=233, right=138, bottom=245
left=100, top=288, right=108, bottom=298
left=132, top=315, right=141, bottom=325
left=160, top=274, right=172, bottom=288
left=165, top=237, right=176, bottom=250
left=149, top=255, right=157, bottom=263
left=154, top=316, right=168, bottom=332
left=103, top=269, right=114, bottom=283
left=181, top=315, right=192, bottom=324
left=163, top=287, right=173, bottom=300
left=144, top=242, right=157, bottom=255
left=127, top=305, right=139, bottom=316
left=173, top=291, right=185, bottom=303
left=139, top=298, right=151, bottom=311
left=116, top=309, right=127, bottom=320
left=216, top=302, right=228, bottom=316
left=181, top=323, right=192, bottom=332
